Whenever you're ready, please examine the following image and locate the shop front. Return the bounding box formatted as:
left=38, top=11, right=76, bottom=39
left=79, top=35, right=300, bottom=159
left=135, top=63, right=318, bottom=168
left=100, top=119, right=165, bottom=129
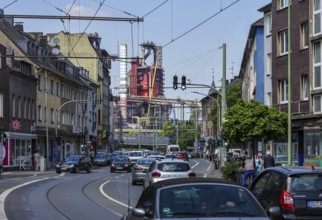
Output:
left=303, top=127, right=322, bottom=167
left=2, top=132, right=37, bottom=170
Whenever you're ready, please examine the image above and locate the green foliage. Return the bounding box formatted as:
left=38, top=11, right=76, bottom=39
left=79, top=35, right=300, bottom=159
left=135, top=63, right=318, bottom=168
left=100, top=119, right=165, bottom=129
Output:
left=220, top=161, right=242, bottom=183
left=222, top=99, right=288, bottom=144
left=128, top=130, right=137, bottom=136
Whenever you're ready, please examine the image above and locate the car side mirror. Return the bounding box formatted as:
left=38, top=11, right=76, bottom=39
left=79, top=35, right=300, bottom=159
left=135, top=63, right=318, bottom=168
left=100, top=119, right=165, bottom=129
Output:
left=132, top=208, right=145, bottom=217
left=268, top=206, right=281, bottom=216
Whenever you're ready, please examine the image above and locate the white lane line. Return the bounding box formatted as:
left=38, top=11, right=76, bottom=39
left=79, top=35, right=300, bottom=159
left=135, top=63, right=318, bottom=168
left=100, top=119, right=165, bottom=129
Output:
left=0, top=178, right=49, bottom=220
left=99, top=180, right=131, bottom=212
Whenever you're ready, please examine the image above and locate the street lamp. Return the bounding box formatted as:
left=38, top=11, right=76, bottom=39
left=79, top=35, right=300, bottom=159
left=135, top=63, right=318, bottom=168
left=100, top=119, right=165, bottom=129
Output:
left=192, top=91, right=222, bottom=166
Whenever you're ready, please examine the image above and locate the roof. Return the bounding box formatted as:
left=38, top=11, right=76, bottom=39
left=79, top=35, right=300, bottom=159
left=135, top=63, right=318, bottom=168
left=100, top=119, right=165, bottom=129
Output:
left=147, top=177, right=237, bottom=190
left=265, top=166, right=322, bottom=176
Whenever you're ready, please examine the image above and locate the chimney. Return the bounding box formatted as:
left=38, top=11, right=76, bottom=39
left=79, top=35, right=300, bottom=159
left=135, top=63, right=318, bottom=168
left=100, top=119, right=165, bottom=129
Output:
left=39, top=36, right=47, bottom=49
left=14, top=22, right=24, bottom=32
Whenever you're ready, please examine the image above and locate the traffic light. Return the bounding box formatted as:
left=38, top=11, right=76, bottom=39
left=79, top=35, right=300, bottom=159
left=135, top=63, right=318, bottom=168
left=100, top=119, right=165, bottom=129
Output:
left=181, top=75, right=186, bottom=90
left=173, top=75, right=178, bottom=90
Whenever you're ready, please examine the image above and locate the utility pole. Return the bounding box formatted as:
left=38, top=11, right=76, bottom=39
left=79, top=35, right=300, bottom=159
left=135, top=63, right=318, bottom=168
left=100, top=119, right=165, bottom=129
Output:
left=220, top=43, right=227, bottom=168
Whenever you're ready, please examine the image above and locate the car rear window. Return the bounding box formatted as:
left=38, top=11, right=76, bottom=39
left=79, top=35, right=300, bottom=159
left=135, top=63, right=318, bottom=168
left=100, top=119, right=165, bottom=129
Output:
left=158, top=162, right=190, bottom=172
left=290, top=174, right=322, bottom=192
left=137, top=159, right=154, bottom=165
left=159, top=184, right=265, bottom=218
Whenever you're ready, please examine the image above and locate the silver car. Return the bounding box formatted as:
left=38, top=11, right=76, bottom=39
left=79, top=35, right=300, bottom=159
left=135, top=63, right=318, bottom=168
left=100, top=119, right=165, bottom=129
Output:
left=131, top=157, right=155, bottom=185
left=143, top=159, right=196, bottom=189
left=121, top=178, right=279, bottom=219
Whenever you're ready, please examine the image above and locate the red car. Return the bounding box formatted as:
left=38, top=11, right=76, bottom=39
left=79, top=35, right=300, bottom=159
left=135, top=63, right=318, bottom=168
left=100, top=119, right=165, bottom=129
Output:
left=176, top=152, right=189, bottom=161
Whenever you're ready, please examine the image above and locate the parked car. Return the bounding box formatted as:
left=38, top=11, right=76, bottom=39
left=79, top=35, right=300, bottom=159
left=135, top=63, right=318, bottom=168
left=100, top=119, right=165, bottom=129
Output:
left=131, top=157, right=156, bottom=185
left=121, top=177, right=279, bottom=219
left=56, top=155, right=92, bottom=173
left=249, top=166, right=322, bottom=219
left=93, top=153, right=111, bottom=166
left=110, top=155, right=131, bottom=173
left=128, top=151, right=144, bottom=166
left=143, top=158, right=196, bottom=189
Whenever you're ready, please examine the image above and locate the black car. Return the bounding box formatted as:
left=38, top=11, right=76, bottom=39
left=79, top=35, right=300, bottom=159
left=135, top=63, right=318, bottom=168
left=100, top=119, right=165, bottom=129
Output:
left=56, top=155, right=92, bottom=173
left=121, top=177, right=279, bottom=219
left=93, top=153, right=111, bottom=166
left=249, top=166, right=322, bottom=219
left=110, top=155, right=131, bottom=173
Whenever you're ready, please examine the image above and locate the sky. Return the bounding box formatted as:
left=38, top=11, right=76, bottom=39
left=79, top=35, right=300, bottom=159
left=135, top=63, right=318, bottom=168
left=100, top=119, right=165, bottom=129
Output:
left=1, top=0, right=270, bottom=101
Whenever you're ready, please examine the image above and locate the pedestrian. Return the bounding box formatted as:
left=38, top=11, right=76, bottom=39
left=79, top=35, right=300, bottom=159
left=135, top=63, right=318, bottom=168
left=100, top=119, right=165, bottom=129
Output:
left=33, top=151, right=41, bottom=171
left=254, top=154, right=262, bottom=174
left=90, top=149, right=95, bottom=164
left=241, top=152, right=256, bottom=187
left=263, top=150, right=275, bottom=169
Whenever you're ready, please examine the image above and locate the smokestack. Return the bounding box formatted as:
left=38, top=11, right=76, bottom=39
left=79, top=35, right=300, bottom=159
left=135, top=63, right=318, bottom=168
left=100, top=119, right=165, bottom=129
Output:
left=14, top=22, right=24, bottom=32
left=119, top=44, right=128, bottom=126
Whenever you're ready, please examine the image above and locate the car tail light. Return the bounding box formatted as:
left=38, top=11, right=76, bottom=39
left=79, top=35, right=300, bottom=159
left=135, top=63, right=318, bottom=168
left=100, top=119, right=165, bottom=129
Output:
left=189, top=172, right=196, bottom=177
left=152, top=172, right=161, bottom=178
left=280, top=190, right=294, bottom=210
left=134, top=166, right=143, bottom=171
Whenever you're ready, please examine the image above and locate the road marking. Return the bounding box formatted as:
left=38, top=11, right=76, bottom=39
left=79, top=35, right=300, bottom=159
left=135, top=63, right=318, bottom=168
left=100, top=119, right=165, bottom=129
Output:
left=99, top=180, right=131, bottom=212
left=0, top=178, right=49, bottom=220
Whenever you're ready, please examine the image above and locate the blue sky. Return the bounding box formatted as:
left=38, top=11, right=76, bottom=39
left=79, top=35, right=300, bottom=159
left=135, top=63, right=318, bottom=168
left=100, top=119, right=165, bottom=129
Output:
left=2, top=0, right=270, bottom=101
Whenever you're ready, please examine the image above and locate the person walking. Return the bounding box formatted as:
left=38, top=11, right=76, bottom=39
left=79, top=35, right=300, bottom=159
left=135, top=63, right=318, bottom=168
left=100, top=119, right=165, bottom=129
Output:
left=241, top=152, right=256, bottom=187
left=254, top=154, right=262, bottom=174
left=263, top=150, right=275, bottom=169
left=33, top=151, right=41, bottom=171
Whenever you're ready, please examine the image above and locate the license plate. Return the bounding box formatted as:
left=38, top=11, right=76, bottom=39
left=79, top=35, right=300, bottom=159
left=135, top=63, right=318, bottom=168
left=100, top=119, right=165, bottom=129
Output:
left=307, top=201, right=322, bottom=208
left=116, top=167, right=123, bottom=169
left=61, top=168, right=67, bottom=171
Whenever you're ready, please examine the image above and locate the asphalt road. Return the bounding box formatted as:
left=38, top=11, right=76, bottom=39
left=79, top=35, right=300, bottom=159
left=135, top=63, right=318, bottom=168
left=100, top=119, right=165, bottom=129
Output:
left=0, top=158, right=218, bottom=220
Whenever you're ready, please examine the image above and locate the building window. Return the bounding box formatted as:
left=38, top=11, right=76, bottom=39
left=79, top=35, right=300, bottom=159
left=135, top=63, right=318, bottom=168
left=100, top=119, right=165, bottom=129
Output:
left=314, top=94, right=322, bottom=113
left=38, top=105, right=42, bottom=121
left=18, top=96, right=21, bottom=118
left=278, top=79, right=288, bottom=104
left=301, top=22, right=309, bottom=49
left=50, top=80, right=54, bottom=94
left=314, top=0, right=322, bottom=35
left=301, top=74, right=309, bottom=101
left=0, top=93, right=3, bottom=118
left=51, top=108, right=54, bottom=123
left=266, top=92, right=272, bottom=106
left=314, top=41, right=322, bottom=88
left=278, top=30, right=288, bottom=56
left=278, top=0, right=289, bottom=10
left=12, top=94, right=15, bottom=117
left=24, top=98, right=27, bottom=119
left=266, top=53, right=272, bottom=76
left=44, top=107, right=47, bottom=122
left=56, top=82, right=60, bottom=96
left=265, top=13, right=272, bottom=36
left=38, top=74, right=42, bottom=91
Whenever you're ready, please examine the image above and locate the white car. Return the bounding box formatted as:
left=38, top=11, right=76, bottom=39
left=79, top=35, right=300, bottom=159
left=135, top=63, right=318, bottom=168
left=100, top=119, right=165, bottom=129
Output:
left=128, top=151, right=143, bottom=165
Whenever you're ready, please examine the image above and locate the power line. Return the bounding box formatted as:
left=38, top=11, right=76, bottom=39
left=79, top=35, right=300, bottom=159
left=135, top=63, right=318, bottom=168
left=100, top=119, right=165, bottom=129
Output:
left=163, top=0, right=240, bottom=48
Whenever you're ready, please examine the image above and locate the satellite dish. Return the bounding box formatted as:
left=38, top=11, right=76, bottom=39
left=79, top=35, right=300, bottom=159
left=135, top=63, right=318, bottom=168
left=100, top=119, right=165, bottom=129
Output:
left=52, top=45, right=60, bottom=55
left=53, top=38, right=60, bottom=45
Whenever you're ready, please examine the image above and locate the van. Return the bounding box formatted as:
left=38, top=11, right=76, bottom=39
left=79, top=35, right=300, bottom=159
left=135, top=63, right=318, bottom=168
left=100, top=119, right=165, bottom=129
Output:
left=166, top=145, right=180, bottom=154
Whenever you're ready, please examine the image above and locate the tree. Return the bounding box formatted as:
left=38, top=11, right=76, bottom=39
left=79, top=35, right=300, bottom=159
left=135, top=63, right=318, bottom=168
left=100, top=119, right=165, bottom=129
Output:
left=222, top=99, right=287, bottom=146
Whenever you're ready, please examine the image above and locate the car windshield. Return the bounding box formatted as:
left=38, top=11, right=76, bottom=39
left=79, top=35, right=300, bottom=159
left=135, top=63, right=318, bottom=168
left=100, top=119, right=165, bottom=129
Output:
left=157, top=162, right=190, bottom=172
left=65, top=156, right=81, bottom=162
left=137, top=159, right=154, bottom=166
left=129, top=152, right=143, bottom=156
left=114, top=156, right=127, bottom=161
left=96, top=154, right=106, bottom=158
left=159, top=184, right=265, bottom=218
left=290, top=174, right=322, bottom=191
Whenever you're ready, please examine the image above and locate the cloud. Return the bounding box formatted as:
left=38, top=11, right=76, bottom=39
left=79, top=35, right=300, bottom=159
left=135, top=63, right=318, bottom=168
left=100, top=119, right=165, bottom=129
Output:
left=65, top=4, right=111, bottom=17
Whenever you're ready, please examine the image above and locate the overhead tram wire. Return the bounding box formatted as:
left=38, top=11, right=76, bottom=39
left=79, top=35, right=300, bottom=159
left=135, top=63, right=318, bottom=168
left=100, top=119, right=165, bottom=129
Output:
left=40, top=0, right=70, bottom=15
left=67, top=0, right=106, bottom=56
left=1, top=0, right=18, bottom=10
left=163, top=0, right=240, bottom=48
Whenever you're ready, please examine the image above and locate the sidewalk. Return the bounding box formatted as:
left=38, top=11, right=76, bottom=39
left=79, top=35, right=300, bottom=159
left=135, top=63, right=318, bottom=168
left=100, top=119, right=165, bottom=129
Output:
left=0, top=169, right=56, bottom=179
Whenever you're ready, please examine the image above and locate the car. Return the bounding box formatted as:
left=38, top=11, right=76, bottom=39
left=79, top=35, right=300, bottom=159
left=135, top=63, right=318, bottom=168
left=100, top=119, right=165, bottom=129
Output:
left=56, top=155, right=92, bottom=173
left=175, top=151, right=189, bottom=161
left=166, top=144, right=180, bottom=155
left=143, top=158, right=196, bottom=189
left=110, top=155, right=131, bottom=173
left=249, top=166, right=322, bottom=219
left=131, top=157, right=156, bottom=185
left=128, top=151, right=144, bottom=166
left=93, top=153, right=111, bottom=166
left=121, top=177, right=279, bottom=219
left=164, top=154, right=176, bottom=159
